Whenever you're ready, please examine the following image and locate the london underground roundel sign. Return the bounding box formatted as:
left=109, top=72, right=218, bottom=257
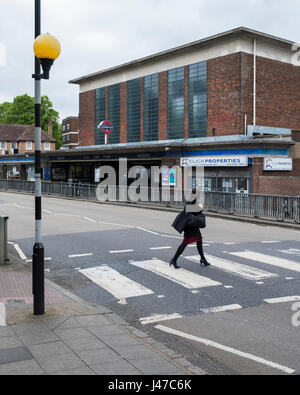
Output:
left=99, top=120, right=113, bottom=135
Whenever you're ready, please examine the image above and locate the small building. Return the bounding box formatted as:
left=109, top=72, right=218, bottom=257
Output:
left=62, top=117, right=79, bottom=149
left=0, top=123, right=56, bottom=180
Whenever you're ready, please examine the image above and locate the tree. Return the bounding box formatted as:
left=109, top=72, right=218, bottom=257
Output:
left=0, top=94, right=63, bottom=149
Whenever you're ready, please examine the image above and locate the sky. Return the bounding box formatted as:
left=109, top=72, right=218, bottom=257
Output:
left=0, top=0, right=299, bottom=122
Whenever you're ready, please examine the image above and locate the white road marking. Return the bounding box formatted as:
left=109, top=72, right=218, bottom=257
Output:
left=68, top=253, right=93, bottom=258
left=286, top=277, right=294, bottom=280
left=157, top=295, right=165, bottom=299
left=155, top=325, right=296, bottom=375
left=99, top=221, right=133, bottom=228
left=14, top=244, right=27, bottom=260
left=109, top=249, right=134, bottom=254
left=224, top=285, right=233, bottom=289
left=43, top=209, right=54, bottom=214
left=200, top=304, right=242, bottom=314
left=231, top=251, right=300, bottom=273
left=118, top=299, right=128, bottom=305
left=55, top=213, right=81, bottom=217
left=129, top=259, right=221, bottom=289
left=185, top=255, right=278, bottom=281
left=150, top=246, right=172, bottom=250
left=140, top=313, right=182, bottom=325
left=160, top=234, right=182, bottom=239
left=0, top=303, right=6, bottom=327
left=25, top=257, right=52, bottom=263
left=264, top=296, right=300, bottom=304
left=83, top=216, right=97, bottom=223
left=261, top=241, right=279, bottom=244
left=79, top=265, right=154, bottom=300
left=137, top=227, right=159, bottom=235
left=280, top=249, right=300, bottom=257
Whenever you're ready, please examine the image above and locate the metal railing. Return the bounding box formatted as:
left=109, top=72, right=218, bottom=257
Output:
left=0, top=179, right=300, bottom=224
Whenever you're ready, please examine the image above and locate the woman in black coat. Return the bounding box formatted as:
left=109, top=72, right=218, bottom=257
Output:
left=170, top=200, right=210, bottom=269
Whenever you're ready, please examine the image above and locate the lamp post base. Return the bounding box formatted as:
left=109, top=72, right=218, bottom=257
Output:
left=32, top=242, right=45, bottom=315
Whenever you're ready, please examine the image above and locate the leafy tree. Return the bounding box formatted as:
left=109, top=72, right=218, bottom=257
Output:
left=0, top=94, right=62, bottom=149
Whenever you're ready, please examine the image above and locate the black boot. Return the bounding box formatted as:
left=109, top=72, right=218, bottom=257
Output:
left=170, top=243, right=186, bottom=269
left=197, top=240, right=210, bottom=266
left=170, top=259, right=180, bottom=269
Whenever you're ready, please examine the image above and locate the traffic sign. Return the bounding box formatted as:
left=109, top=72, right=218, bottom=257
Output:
left=98, top=120, right=113, bottom=135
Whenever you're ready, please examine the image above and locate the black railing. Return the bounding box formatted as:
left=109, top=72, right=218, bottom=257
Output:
left=0, top=179, right=299, bottom=224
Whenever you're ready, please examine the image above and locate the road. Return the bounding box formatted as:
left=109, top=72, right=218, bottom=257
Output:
left=1, top=191, right=300, bottom=375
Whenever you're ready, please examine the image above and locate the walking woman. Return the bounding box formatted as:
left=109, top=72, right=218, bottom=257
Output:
left=170, top=197, right=210, bottom=269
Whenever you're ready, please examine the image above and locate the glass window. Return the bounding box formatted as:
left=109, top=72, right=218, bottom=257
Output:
left=0, top=141, right=6, bottom=149
left=144, top=74, right=158, bottom=141
left=44, top=142, right=50, bottom=150
left=95, top=87, right=106, bottom=145
left=11, top=141, right=17, bottom=149
left=168, top=67, right=185, bottom=140
left=26, top=141, right=32, bottom=150
left=127, top=78, right=141, bottom=142
left=108, top=84, right=120, bottom=144
left=188, top=61, right=207, bottom=138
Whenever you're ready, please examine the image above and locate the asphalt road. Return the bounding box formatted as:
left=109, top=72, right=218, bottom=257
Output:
left=1, top=191, right=300, bottom=375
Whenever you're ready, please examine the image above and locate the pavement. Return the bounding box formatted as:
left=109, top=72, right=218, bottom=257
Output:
left=0, top=252, right=206, bottom=376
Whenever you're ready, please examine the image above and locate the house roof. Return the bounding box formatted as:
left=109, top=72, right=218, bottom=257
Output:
left=0, top=124, right=56, bottom=142
left=69, top=26, right=295, bottom=85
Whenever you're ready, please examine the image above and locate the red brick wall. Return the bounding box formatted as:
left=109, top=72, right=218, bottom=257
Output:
left=79, top=90, right=95, bottom=146
left=252, top=158, right=300, bottom=196
left=158, top=71, right=168, bottom=140
left=18, top=141, right=55, bottom=154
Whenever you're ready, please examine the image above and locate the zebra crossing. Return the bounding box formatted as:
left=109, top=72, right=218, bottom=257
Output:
left=78, top=247, right=300, bottom=319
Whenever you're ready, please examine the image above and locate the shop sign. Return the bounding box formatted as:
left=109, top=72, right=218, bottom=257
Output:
left=263, top=158, right=293, bottom=171
left=181, top=156, right=249, bottom=167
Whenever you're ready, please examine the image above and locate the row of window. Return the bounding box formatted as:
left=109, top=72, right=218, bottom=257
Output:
left=94, top=61, right=207, bottom=144
left=62, top=123, right=70, bottom=131
left=0, top=141, right=51, bottom=151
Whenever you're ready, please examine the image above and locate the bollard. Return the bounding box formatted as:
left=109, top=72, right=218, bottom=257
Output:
left=0, top=216, right=9, bottom=265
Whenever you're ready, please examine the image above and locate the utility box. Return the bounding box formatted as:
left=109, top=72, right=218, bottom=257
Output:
left=0, top=216, right=9, bottom=265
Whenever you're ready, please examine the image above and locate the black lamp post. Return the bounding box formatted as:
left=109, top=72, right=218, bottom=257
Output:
left=32, top=0, right=60, bottom=315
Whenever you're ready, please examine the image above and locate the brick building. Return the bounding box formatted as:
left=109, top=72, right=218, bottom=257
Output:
left=62, top=117, right=79, bottom=149
left=67, top=27, right=300, bottom=195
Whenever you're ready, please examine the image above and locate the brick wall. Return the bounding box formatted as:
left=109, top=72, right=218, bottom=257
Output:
left=18, top=141, right=55, bottom=154
left=79, top=90, right=95, bottom=146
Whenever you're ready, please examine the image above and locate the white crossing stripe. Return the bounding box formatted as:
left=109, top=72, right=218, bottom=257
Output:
left=200, top=304, right=242, bottom=314
left=264, top=296, right=300, bottom=304
left=109, top=250, right=134, bottom=254
left=129, top=259, right=221, bottom=289
left=79, top=266, right=154, bottom=300
left=280, top=249, right=300, bottom=257
left=69, top=253, right=93, bottom=258
left=185, top=255, right=278, bottom=281
left=139, top=313, right=182, bottom=325
left=231, top=251, right=300, bottom=273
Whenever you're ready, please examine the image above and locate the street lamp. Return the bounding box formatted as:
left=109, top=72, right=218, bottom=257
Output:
left=32, top=0, right=60, bottom=315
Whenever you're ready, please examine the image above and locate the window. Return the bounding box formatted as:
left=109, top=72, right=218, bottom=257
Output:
left=62, top=125, right=65, bottom=131
left=0, top=141, right=7, bottom=150
left=188, top=61, right=207, bottom=138
left=108, top=84, right=120, bottom=144
left=127, top=78, right=141, bottom=142
left=11, top=141, right=17, bottom=149
left=67, top=124, right=70, bottom=130
left=44, top=142, right=50, bottom=150
left=26, top=141, right=32, bottom=150
left=144, top=74, right=158, bottom=141
left=94, top=87, right=106, bottom=145
left=168, top=67, right=185, bottom=140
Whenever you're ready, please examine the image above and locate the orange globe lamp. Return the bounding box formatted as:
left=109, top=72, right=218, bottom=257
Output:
left=33, top=33, right=61, bottom=79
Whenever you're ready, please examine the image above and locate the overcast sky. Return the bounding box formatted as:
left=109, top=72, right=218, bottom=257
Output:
left=0, top=0, right=299, bottom=122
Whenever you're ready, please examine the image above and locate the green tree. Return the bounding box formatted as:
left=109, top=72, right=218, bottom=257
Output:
left=0, top=94, right=63, bottom=149
left=0, top=102, right=13, bottom=123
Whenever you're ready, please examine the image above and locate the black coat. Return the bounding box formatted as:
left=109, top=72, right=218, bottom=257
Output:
left=172, top=206, right=206, bottom=235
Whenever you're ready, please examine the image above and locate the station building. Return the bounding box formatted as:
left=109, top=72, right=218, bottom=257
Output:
left=1, top=27, right=300, bottom=195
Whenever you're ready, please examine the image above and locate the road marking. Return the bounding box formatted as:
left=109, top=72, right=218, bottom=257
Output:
left=185, top=255, right=278, bottom=281
left=68, top=253, right=93, bottom=258
left=155, top=325, right=296, bottom=375
left=200, top=304, right=242, bottom=314
left=109, top=249, right=134, bottom=254
left=14, top=244, right=27, bottom=260
left=224, top=285, right=233, bottom=289
left=129, top=259, right=221, bottom=289
left=25, top=257, right=52, bottom=263
left=79, top=265, right=154, bottom=300
left=43, top=209, right=54, bottom=214
left=137, top=227, right=159, bottom=235
left=150, top=246, right=172, bottom=250
left=83, top=216, right=97, bottom=223
left=280, top=249, right=300, bottom=257
left=140, top=313, right=182, bottom=325
left=231, top=251, right=300, bottom=273
left=55, top=213, right=81, bottom=217
left=0, top=303, right=6, bottom=327
left=160, top=234, right=182, bottom=239
left=264, top=296, right=300, bottom=304
left=261, top=241, right=279, bottom=244
left=99, top=221, right=133, bottom=228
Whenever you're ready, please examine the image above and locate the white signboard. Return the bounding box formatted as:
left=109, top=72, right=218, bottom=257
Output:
left=263, top=158, right=293, bottom=171
left=181, top=156, right=249, bottom=167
